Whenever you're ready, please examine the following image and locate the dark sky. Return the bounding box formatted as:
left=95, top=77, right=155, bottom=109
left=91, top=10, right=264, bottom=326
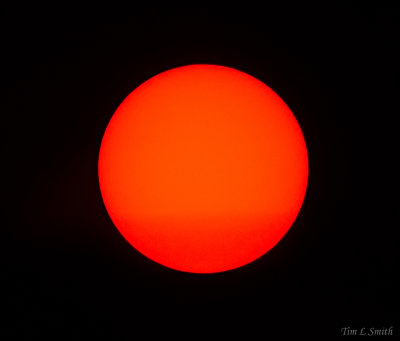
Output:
left=2, top=4, right=399, bottom=339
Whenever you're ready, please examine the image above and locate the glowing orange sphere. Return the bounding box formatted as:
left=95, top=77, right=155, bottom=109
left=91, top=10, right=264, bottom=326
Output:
left=98, top=64, right=308, bottom=273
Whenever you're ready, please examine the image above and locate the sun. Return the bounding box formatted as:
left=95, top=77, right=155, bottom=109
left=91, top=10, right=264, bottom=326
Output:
left=98, top=64, right=308, bottom=273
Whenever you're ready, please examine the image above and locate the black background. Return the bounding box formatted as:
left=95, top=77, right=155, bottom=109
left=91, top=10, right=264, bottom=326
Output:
left=2, top=4, right=399, bottom=339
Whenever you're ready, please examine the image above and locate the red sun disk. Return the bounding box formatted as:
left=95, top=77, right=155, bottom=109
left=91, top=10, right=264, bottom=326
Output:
left=98, top=64, right=308, bottom=273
